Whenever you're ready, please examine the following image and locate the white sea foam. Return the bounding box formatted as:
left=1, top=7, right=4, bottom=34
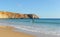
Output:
left=0, top=23, right=60, bottom=36
left=9, top=25, right=60, bottom=36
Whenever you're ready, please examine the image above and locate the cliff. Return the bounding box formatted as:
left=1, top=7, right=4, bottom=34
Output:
left=0, top=11, right=39, bottom=19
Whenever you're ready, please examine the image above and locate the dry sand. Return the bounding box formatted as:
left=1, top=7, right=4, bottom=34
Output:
left=0, top=26, right=34, bottom=37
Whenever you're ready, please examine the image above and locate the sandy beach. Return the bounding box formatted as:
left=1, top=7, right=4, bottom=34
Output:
left=0, top=26, right=34, bottom=37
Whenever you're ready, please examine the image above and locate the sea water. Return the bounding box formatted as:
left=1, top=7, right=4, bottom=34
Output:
left=0, top=18, right=60, bottom=36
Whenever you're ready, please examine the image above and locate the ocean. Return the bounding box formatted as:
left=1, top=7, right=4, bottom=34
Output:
left=0, top=18, right=60, bottom=37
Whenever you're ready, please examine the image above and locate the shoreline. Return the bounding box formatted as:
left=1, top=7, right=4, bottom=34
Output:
left=0, top=26, right=35, bottom=37
left=0, top=25, right=60, bottom=37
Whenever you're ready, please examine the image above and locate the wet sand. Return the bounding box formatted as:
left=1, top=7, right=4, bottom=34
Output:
left=0, top=26, right=34, bottom=37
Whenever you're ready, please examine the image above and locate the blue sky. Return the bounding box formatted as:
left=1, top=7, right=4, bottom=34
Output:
left=0, top=0, right=60, bottom=18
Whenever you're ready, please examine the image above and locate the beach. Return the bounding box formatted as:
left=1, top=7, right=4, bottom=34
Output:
left=0, top=19, right=60, bottom=37
left=0, top=26, right=34, bottom=37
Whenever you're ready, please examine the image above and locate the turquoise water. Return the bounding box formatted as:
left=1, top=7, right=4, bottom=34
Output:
left=0, top=19, right=60, bottom=35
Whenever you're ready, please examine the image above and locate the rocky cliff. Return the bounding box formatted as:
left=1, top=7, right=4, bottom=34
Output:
left=0, top=11, right=39, bottom=19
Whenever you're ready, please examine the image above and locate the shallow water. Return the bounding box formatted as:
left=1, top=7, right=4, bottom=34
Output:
left=0, top=18, right=60, bottom=37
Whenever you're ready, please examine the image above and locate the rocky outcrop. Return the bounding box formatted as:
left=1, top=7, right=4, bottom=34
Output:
left=0, top=11, right=39, bottom=19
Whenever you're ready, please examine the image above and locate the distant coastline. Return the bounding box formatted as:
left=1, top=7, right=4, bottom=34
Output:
left=0, top=11, right=39, bottom=19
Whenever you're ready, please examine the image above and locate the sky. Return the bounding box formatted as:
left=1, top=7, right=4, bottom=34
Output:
left=0, top=0, right=60, bottom=18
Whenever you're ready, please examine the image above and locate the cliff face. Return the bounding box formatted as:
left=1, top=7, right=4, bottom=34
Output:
left=0, top=11, right=39, bottom=19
